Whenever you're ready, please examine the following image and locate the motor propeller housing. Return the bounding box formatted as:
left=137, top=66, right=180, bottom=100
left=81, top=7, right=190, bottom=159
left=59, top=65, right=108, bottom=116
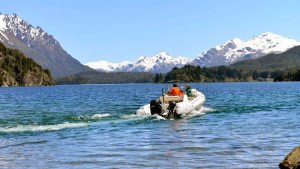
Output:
left=150, top=100, right=163, bottom=115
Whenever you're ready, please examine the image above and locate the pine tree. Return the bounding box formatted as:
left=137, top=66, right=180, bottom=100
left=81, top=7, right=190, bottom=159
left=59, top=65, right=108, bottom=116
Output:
left=154, top=73, right=159, bottom=83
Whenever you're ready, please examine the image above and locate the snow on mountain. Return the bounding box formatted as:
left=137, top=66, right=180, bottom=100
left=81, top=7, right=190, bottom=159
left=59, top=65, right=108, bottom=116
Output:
left=87, top=32, right=300, bottom=73
left=0, top=13, right=53, bottom=46
left=85, top=52, right=191, bottom=73
left=0, top=15, right=7, bottom=30
left=85, top=61, right=131, bottom=72
left=191, top=32, right=300, bottom=67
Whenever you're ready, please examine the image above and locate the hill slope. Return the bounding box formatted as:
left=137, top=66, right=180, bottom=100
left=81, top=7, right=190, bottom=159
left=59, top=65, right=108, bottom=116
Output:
left=0, top=13, right=91, bottom=78
left=229, top=45, right=300, bottom=72
left=0, top=42, right=55, bottom=86
left=163, top=46, right=300, bottom=83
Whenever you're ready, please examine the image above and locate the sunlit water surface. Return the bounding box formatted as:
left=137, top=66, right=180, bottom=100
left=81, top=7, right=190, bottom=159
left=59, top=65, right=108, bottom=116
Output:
left=0, top=82, right=299, bottom=168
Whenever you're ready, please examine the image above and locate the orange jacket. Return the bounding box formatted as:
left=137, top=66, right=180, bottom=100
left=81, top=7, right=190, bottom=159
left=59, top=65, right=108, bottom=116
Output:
left=168, top=87, right=180, bottom=96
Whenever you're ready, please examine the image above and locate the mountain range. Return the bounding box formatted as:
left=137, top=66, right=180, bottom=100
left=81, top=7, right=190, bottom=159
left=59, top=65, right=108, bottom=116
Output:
left=0, top=13, right=90, bottom=78
left=86, top=32, right=300, bottom=73
left=1, top=12, right=300, bottom=76
left=86, top=52, right=190, bottom=73
left=192, top=32, right=300, bottom=67
left=163, top=45, right=300, bottom=83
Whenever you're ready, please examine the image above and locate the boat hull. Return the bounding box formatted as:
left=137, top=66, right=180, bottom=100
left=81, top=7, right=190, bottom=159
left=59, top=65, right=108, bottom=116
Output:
left=137, top=89, right=205, bottom=119
left=175, top=91, right=205, bottom=116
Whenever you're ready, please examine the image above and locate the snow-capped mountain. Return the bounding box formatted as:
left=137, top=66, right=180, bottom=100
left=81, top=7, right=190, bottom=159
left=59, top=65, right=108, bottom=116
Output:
left=85, top=61, right=132, bottom=72
left=0, top=13, right=56, bottom=47
left=0, top=13, right=90, bottom=77
left=191, top=32, right=300, bottom=67
left=86, top=52, right=191, bottom=73
left=87, top=32, right=300, bottom=73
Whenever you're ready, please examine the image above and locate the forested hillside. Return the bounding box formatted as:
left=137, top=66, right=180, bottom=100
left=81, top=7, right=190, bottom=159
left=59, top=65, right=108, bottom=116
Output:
left=160, top=46, right=300, bottom=83
left=162, top=65, right=244, bottom=82
left=229, top=46, right=300, bottom=72
left=55, top=71, right=155, bottom=84
left=0, top=42, right=55, bottom=86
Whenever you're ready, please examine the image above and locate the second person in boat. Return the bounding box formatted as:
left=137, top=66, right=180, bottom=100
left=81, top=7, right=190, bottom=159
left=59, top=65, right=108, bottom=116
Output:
left=185, top=84, right=192, bottom=97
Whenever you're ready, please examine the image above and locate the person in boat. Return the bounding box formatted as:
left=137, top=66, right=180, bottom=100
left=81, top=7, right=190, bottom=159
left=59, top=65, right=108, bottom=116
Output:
left=168, top=83, right=180, bottom=96
left=185, top=84, right=192, bottom=97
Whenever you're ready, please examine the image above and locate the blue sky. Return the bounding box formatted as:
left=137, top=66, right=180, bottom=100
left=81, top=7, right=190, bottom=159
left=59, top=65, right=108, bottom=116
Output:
left=1, top=0, right=300, bottom=63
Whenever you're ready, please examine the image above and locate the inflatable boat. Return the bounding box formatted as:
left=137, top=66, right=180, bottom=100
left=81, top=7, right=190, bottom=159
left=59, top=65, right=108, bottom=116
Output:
left=137, top=89, right=205, bottom=119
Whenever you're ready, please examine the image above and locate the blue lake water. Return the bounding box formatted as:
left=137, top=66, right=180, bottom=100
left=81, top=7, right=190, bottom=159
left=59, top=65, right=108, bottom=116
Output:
left=0, top=82, right=299, bottom=168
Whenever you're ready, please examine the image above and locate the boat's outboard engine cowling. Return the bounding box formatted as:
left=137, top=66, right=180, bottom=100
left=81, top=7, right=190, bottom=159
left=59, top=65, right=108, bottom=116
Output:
left=167, top=101, right=176, bottom=113
left=150, top=100, right=163, bottom=115
left=167, top=101, right=180, bottom=119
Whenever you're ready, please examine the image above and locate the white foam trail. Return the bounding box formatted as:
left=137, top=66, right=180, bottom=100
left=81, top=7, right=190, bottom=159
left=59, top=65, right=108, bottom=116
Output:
left=0, top=122, right=88, bottom=133
left=182, top=106, right=216, bottom=118
left=73, top=114, right=111, bottom=120
left=136, top=104, right=151, bottom=117
left=201, top=107, right=216, bottom=113
left=153, top=114, right=167, bottom=120
left=91, top=113, right=110, bottom=119
left=122, top=114, right=139, bottom=118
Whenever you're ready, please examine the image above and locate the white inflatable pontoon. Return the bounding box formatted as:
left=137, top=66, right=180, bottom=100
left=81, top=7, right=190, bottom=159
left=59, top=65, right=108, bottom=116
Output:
left=137, top=89, right=205, bottom=119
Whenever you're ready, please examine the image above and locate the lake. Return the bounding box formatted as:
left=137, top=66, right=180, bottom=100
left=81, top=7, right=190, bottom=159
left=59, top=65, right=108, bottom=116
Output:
left=0, top=82, right=299, bottom=168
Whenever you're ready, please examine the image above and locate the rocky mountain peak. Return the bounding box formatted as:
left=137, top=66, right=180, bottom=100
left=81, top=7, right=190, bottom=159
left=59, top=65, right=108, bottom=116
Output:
left=191, top=32, right=300, bottom=67
left=0, top=13, right=90, bottom=77
left=1, top=13, right=47, bottom=44
left=86, top=52, right=190, bottom=73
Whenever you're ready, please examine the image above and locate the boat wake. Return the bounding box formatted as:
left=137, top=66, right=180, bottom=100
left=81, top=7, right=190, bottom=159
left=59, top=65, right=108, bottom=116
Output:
left=136, top=106, right=215, bottom=120
left=91, top=113, right=111, bottom=119
left=122, top=113, right=167, bottom=121
left=73, top=113, right=111, bottom=120
left=0, top=108, right=216, bottom=133
left=0, top=122, right=88, bottom=133
left=181, top=106, right=215, bottom=119
left=0, top=113, right=113, bottom=133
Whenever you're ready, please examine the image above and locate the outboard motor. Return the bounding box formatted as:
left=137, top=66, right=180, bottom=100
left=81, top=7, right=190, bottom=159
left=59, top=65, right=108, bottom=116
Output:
left=150, top=100, right=163, bottom=115
left=167, top=101, right=180, bottom=119
left=167, top=101, right=176, bottom=114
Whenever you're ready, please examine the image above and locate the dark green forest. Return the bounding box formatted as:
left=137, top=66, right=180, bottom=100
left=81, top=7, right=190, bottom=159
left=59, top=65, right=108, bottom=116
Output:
left=273, top=70, right=300, bottom=82
left=0, top=42, right=54, bottom=86
left=157, top=65, right=300, bottom=83
left=55, top=70, right=155, bottom=84
left=161, top=65, right=244, bottom=82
